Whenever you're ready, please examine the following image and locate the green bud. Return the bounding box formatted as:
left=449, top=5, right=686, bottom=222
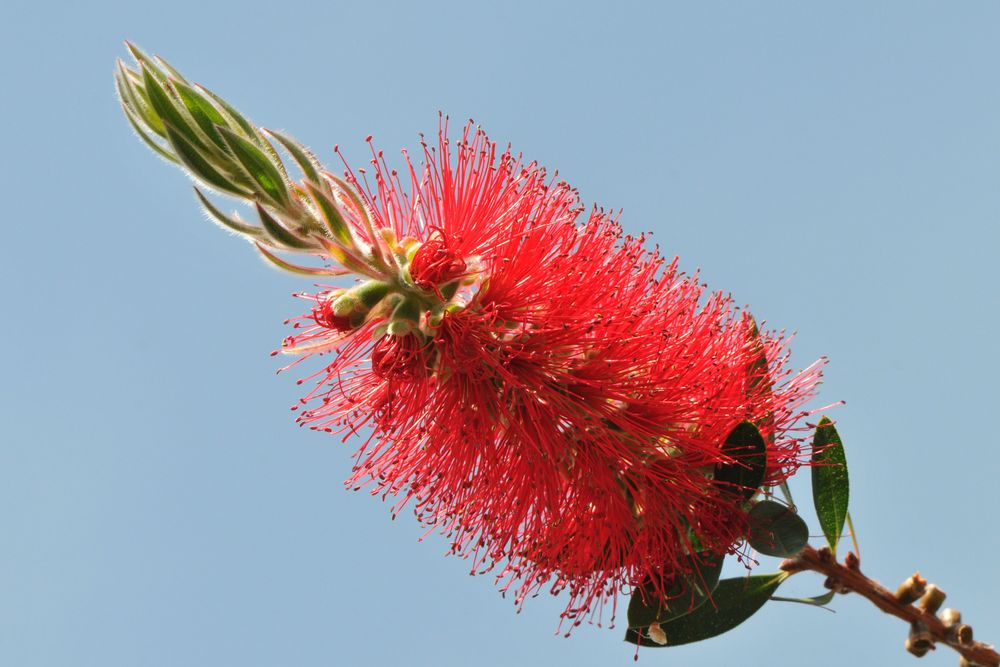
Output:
left=355, top=281, right=391, bottom=308
left=387, top=320, right=414, bottom=336
left=331, top=294, right=359, bottom=317
left=333, top=280, right=392, bottom=317
left=391, top=296, right=422, bottom=324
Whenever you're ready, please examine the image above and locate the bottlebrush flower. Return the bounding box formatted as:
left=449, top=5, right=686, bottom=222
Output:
left=116, top=47, right=824, bottom=630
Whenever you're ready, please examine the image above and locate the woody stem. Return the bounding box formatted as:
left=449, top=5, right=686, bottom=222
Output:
left=780, top=545, right=999, bottom=666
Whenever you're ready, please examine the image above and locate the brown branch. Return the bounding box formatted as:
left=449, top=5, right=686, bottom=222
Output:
left=781, top=545, right=998, bottom=667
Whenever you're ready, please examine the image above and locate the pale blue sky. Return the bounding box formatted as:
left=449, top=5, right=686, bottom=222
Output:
left=2, top=2, right=998, bottom=666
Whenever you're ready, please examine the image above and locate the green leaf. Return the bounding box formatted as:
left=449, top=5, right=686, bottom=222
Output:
left=714, top=421, right=767, bottom=499
left=125, top=42, right=168, bottom=84
left=197, top=83, right=258, bottom=139
left=812, top=416, right=849, bottom=554
left=747, top=500, right=808, bottom=557
left=627, top=555, right=724, bottom=628
left=264, top=129, right=322, bottom=183
left=625, top=573, right=787, bottom=647
left=116, top=60, right=167, bottom=137
left=141, top=64, right=209, bottom=153
left=164, top=125, right=250, bottom=198
left=306, top=181, right=355, bottom=246
left=173, top=80, right=229, bottom=149
left=771, top=590, right=836, bottom=609
left=117, top=75, right=177, bottom=164
left=216, top=126, right=290, bottom=206
left=193, top=187, right=261, bottom=237
left=255, top=202, right=311, bottom=249
left=254, top=243, right=346, bottom=277
left=152, top=54, right=190, bottom=84
left=745, top=316, right=774, bottom=396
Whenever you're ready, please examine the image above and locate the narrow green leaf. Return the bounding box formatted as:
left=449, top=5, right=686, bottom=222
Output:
left=625, top=573, right=787, bottom=647
left=747, top=500, right=809, bottom=557
left=627, top=555, right=724, bottom=628
left=217, top=126, right=289, bottom=206
left=254, top=243, right=346, bottom=277
left=141, top=64, right=208, bottom=153
left=260, top=134, right=291, bottom=182
left=771, top=590, right=836, bottom=609
left=164, top=125, right=250, bottom=198
left=197, top=84, right=257, bottom=139
left=714, top=421, right=767, bottom=499
left=116, top=61, right=167, bottom=137
left=116, top=68, right=176, bottom=162
left=746, top=317, right=774, bottom=396
left=125, top=42, right=168, bottom=83
left=255, top=203, right=311, bottom=249
left=120, top=102, right=178, bottom=164
left=306, top=181, right=354, bottom=247
left=193, top=188, right=261, bottom=237
left=264, top=129, right=322, bottom=183
left=153, top=54, right=189, bottom=83
left=173, top=80, right=229, bottom=149
left=812, top=416, right=849, bottom=554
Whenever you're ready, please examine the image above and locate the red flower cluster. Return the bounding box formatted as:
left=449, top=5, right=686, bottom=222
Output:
left=279, top=120, right=823, bottom=627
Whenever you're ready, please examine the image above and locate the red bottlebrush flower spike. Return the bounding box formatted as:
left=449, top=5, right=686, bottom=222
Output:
left=113, top=48, right=825, bottom=629
left=277, top=120, right=825, bottom=626
left=126, top=52, right=1000, bottom=667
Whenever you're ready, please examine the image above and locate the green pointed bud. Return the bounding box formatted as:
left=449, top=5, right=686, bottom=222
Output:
left=355, top=280, right=392, bottom=308
left=334, top=280, right=393, bottom=317
left=387, top=320, right=414, bottom=336
left=391, top=296, right=422, bottom=324
left=216, top=126, right=290, bottom=206
left=331, top=294, right=359, bottom=317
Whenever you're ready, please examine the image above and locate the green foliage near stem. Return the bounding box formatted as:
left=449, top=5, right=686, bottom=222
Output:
left=627, top=555, right=724, bottom=628
left=114, top=42, right=366, bottom=272
left=625, top=573, right=788, bottom=647
left=811, top=416, right=849, bottom=554
left=714, top=421, right=767, bottom=499
left=747, top=499, right=809, bottom=557
left=771, top=590, right=836, bottom=609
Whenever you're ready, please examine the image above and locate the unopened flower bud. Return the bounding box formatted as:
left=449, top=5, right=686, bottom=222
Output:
left=844, top=551, right=860, bottom=570
left=955, top=624, right=973, bottom=645
left=647, top=623, right=667, bottom=646
left=940, top=608, right=962, bottom=626
left=387, top=319, right=415, bottom=336
left=354, top=280, right=392, bottom=308
left=311, top=295, right=356, bottom=332
left=391, top=296, right=423, bottom=324
left=332, top=293, right=359, bottom=316
left=817, top=545, right=833, bottom=562
left=895, top=573, right=927, bottom=605
left=334, top=281, right=392, bottom=316
left=919, top=585, right=946, bottom=614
